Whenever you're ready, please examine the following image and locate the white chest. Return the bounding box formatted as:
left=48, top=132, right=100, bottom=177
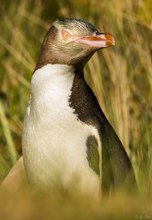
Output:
left=22, top=64, right=100, bottom=195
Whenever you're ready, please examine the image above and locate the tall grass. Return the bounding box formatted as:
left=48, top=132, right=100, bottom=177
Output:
left=0, top=187, right=152, bottom=220
left=0, top=0, right=152, bottom=217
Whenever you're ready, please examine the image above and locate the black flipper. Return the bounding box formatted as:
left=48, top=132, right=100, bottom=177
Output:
left=86, top=135, right=100, bottom=176
left=70, top=74, right=137, bottom=193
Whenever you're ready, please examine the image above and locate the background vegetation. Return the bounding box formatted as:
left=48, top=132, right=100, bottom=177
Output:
left=0, top=0, right=152, bottom=218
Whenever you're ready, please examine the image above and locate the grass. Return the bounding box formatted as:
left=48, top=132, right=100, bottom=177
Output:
left=0, top=186, right=152, bottom=220
left=0, top=0, right=152, bottom=218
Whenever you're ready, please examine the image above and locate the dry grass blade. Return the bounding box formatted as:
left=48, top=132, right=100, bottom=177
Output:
left=0, top=36, right=33, bottom=72
left=0, top=101, right=17, bottom=165
left=18, top=8, right=50, bottom=30
left=2, top=61, right=30, bottom=89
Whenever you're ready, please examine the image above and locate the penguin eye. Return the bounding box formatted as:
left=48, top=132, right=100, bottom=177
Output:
left=62, top=30, right=72, bottom=40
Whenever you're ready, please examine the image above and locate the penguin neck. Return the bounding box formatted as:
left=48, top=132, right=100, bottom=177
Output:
left=29, top=64, right=87, bottom=119
left=31, top=64, right=75, bottom=98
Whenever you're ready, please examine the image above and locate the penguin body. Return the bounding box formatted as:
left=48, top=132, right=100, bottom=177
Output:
left=22, top=18, right=136, bottom=194
left=22, top=64, right=100, bottom=194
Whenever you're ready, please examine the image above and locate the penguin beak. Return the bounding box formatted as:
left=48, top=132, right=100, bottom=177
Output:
left=77, top=32, right=115, bottom=49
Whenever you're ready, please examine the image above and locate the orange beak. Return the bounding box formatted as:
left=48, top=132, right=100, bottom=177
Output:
left=77, top=33, right=115, bottom=48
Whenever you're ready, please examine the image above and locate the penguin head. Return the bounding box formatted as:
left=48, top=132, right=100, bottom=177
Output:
left=36, top=18, right=115, bottom=70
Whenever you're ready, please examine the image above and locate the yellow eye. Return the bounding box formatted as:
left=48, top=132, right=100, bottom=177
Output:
left=62, top=30, right=71, bottom=40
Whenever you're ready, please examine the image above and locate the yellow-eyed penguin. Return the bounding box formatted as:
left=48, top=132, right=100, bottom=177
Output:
left=22, top=18, right=136, bottom=195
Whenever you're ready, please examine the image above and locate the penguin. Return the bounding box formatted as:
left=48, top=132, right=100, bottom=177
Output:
left=22, top=18, right=136, bottom=195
